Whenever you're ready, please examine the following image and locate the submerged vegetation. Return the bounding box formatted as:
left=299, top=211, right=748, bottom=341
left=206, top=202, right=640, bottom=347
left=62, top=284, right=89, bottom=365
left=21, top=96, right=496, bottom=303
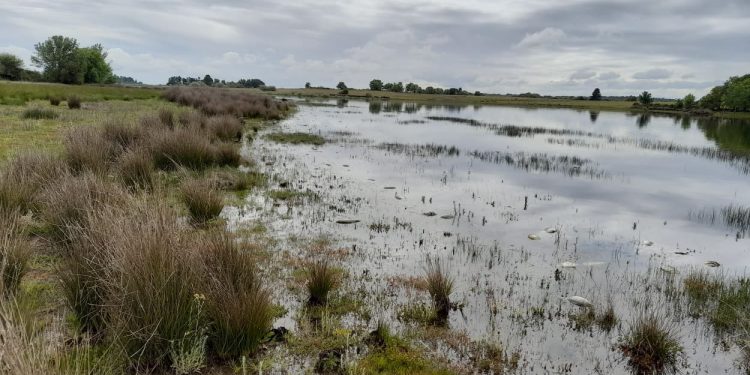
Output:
left=266, top=131, right=326, bottom=145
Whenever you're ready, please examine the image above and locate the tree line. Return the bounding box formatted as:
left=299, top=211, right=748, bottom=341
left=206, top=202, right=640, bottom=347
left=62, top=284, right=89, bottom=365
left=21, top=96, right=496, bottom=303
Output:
left=166, top=75, right=271, bottom=89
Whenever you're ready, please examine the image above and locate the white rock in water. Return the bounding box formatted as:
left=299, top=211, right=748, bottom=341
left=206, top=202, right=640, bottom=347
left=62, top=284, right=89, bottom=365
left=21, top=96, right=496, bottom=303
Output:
left=528, top=234, right=541, bottom=240
left=566, top=296, right=593, bottom=308
left=559, top=261, right=577, bottom=268
left=581, top=261, right=607, bottom=267
left=660, top=265, right=677, bottom=274
left=545, top=227, right=558, bottom=233
left=641, top=240, right=654, bottom=246
left=705, top=261, right=720, bottom=267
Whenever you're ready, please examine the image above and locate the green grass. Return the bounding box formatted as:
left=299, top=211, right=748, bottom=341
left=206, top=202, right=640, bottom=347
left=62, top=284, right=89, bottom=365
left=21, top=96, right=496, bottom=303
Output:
left=0, top=81, right=162, bottom=105
left=21, top=107, right=58, bottom=119
left=266, top=132, right=325, bottom=146
left=357, top=345, right=454, bottom=375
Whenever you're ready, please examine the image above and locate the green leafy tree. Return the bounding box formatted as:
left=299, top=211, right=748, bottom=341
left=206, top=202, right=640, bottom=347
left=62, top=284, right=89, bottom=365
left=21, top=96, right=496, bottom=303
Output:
left=336, top=81, right=347, bottom=90
left=699, top=85, right=726, bottom=110
left=682, top=93, right=696, bottom=110
left=369, top=79, right=383, bottom=91
left=638, top=91, right=653, bottom=107
left=405, top=82, right=421, bottom=93
left=722, top=76, right=750, bottom=111
left=388, top=82, right=403, bottom=93
left=79, top=44, right=113, bottom=83
left=305, top=82, right=311, bottom=88
left=0, top=53, right=24, bottom=80
left=590, top=88, right=602, bottom=101
left=203, top=74, right=213, bottom=86
left=32, top=35, right=83, bottom=84
left=424, top=86, right=436, bottom=94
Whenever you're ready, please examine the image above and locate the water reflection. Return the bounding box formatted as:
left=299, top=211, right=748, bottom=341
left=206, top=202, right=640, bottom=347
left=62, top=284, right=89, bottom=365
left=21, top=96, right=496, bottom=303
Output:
left=589, top=111, right=599, bottom=123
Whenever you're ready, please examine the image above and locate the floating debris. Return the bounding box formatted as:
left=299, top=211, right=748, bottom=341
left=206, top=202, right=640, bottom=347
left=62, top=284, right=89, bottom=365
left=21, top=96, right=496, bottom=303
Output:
left=641, top=240, right=654, bottom=246
left=559, top=261, right=577, bottom=268
left=335, top=219, right=360, bottom=224
left=566, top=296, right=592, bottom=308
left=674, top=251, right=689, bottom=255
left=423, top=212, right=437, bottom=217
left=528, top=234, right=541, bottom=240
left=705, top=261, right=721, bottom=267
left=394, top=193, right=403, bottom=200
left=581, top=261, right=607, bottom=267
left=660, top=265, right=677, bottom=274
left=384, top=186, right=396, bottom=190
left=440, top=215, right=455, bottom=220
left=544, top=227, right=558, bottom=234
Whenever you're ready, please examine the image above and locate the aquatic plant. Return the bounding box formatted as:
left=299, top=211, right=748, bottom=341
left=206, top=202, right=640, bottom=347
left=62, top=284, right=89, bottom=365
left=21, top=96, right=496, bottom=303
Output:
left=180, top=178, right=224, bottom=224
left=424, top=258, right=454, bottom=323
left=620, top=312, right=682, bottom=374
left=305, top=260, right=338, bottom=306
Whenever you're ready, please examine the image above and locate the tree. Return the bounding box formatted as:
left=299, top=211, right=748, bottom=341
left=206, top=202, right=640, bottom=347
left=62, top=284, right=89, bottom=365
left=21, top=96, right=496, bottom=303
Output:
left=699, top=85, right=726, bottom=110
left=638, top=91, right=653, bottom=107
left=682, top=93, right=696, bottom=110
left=0, top=53, right=24, bottom=80
left=203, top=74, right=213, bottom=86
left=336, top=81, right=347, bottom=90
left=722, top=76, right=750, bottom=112
left=590, top=88, right=602, bottom=101
left=305, top=82, right=311, bottom=88
left=405, top=82, right=421, bottom=93
left=79, top=44, right=113, bottom=83
left=32, top=35, right=83, bottom=84
left=369, top=79, right=383, bottom=91
left=387, top=82, right=403, bottom=93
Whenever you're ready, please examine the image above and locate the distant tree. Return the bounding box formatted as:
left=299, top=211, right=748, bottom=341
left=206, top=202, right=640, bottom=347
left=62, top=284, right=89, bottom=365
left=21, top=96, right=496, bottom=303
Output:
left=0, top=53, right=24, bottom=80
left=247, top=78, right=265, bottom=88
left=369, top=79, right=383, bottom=91
left=405, top=82, right=421, bottom=93
left=203, top=74, right=213, bottom=86
left=167, top=76, right=183, bottom=85
left=387, top=82, right=403, bottom=93
left=682, top=93, right=696, bottom=110
left=336, top=81, right=347, bottom=90
left=32, top=35, right=83, bottom=84
left=638, top=91, right=653, bottom=107
left=340, top=88, right=349, bottom=95
left=474, top=91, right=482, bottom=96
left=590, top=88, right=602, bottom=101
left=78, top=44, right=113, bottom=83
left=114, top=75, right=142, bottom=84
left=674, top=99, right=684, bottom=109
left=305, top=82, right=311, bottom=88
left=722, top=75, right=750, bottom=112
left=424, top=86, right=436, bottom=95
left=699, top=85, right=725, bottom=110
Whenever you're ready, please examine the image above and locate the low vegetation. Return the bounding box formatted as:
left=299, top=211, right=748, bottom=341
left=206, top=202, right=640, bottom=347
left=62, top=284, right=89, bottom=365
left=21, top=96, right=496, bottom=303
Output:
left=424, top=258, right=454, bottom=323
left=162, top=86, right=291, bottom=119
left=620, top=312, right=683, bottom=374
left=266, top=132, right=325, bottom=145
left=20, top=107, right=58, bottom=119
left=305, top=260, right=339, bottom=305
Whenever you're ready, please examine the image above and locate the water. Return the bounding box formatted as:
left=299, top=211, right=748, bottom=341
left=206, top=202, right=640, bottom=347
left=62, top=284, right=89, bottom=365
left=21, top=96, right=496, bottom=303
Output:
left=236, top=99, right=750, bottom=373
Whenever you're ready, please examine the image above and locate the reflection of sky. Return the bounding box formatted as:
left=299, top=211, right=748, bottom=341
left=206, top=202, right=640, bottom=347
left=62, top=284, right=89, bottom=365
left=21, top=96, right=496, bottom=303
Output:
left=289, top=99, right=750, bottom=269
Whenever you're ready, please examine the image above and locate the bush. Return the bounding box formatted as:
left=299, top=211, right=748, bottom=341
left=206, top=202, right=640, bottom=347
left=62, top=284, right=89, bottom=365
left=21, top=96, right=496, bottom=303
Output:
left=49, top=96, right=60, bottom=106
left=305, top=260, right=338, bottom=305
left=199, top=230, right=272, bottom=358
left=180, top=178, right=224, bottom=223
left=620, top=312, right=682, bottom=374
left=117, top=147, right=155, bottom=190
left=0, top=210, right=32, bottom=296
left=21, top=107, right=58, bottom=120
left=63, top=127, right=114, bottom=174
left=67, top=95, right=82, bottom=109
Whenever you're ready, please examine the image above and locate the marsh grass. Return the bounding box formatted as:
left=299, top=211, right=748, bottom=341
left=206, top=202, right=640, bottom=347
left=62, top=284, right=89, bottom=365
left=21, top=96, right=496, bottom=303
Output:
left=180, top=178, right=224, bottom=224
left=208, top=170, right=267, bottom=192
left=116, top=147, right=155, bottom=190
left=0, top=152, right=66, bottom=213
left=163, top=86, right=291, bottom=119
left=620, top=312, right=682, bottom=374
left=63, top=127, right=115, bottom=174
left=424, top=258, right=454, bottom=322
left=149, top=128, right=220, bottom=170
left=306, top=260, right=339, bottom=306
left=683, top=270, right=722, bottom=305
left=266, top=132, right=325, bottom=146
left=0, top=210, right=32, bottom=297
left=200, top=230, right=272, bottom=358
left=67, top=96, right=82, bottom=109
left=207, top=114, right=244, bottom=142
left=21, top=107, right=58, bottom=120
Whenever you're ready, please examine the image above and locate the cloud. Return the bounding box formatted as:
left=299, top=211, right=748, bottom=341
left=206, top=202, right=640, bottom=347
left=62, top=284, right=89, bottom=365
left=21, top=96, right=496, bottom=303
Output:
left=516, top=27, right=566, bottom=48
left=632, top=68, right=672, bottom=80
left=570, top=69, right=597, bottom=80
left=598, top=71, right=620, bottom=80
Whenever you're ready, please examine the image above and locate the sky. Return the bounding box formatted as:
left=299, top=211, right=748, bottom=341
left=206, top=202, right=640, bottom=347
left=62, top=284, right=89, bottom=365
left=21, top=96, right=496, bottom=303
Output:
left=1, top=0, right=748, bottom=97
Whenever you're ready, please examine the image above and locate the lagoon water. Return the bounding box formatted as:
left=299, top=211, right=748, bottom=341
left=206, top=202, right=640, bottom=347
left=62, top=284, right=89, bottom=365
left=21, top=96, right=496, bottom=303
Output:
left=241, top=98, right=750, bottom=373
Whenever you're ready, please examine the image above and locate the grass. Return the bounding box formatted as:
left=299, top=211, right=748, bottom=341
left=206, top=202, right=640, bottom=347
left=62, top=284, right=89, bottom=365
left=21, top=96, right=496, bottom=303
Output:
left=0, top=81, right=161, bottom=105
left=0, top=151, right=66, bottom=213
left=305, top=260, right=339, bottom=306
left=21, top=107, right=58, bottom=120
left=116, top=147, right=155, bottom=190
left=67, top=95, right=81, bottom=109
left=266, top=132, right=325, bottom=145
left=162, top=86, right=291, bottom=119
left=180, top=178, right=224, bottom=224
left=619, top=312, right=683, bottom=374
left=0, top=210, right=32, bottom=296
left=356, top=344, right=454, bottom=375
left=424, top=259, right=454, bottom=322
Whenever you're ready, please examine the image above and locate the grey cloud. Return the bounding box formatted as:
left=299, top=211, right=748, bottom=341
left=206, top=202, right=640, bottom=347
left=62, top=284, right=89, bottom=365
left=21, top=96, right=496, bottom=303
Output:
left=570, top=70, right=596, bottom=80
left=633, top=69, right=672, bottom=80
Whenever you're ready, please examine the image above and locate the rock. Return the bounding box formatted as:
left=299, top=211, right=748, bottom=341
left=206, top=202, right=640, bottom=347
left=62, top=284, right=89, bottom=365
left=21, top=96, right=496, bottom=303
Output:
left=384, top=186, right=396, bottom=190
left=423, top=211, right=437, bottom=217
left=440, top=215, right=455, bottom=219
left=545, top=227, right=558, bottom=233
left=705, top=261, right=720, bottom=267
left=566, top=296, right=593, bottom=308
left=674, top=251, right=689, bottom=255
left=336, top=219, right=360, bottom=224
left=528, top=234, right=541, bottom=240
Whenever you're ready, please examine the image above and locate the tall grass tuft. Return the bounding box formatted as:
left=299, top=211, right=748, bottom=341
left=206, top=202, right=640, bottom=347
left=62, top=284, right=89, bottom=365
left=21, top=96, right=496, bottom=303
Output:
left=67, top=95, right=82, bottom=109
left=21, top=107, right=58, bottom=120
left=162, top=86, right=291, bottom=119
left=49, top=96, right=61, bottom=106
left=63, top=127, right=114, bottom=174
left=199, top=230, right=272, bottom=358
left=424, top=258, right=454, bottom=322
left=0, top=152, right=66, bottom=213
left=213, top=142, right=241, bottom=167
left=149, top=128, right=217, bottom=170
left=0, top=210, right=32, bottom=296
left=158, top=108, right=175, bottom=128
left=305, top=260, right=338, bottom=306
left=207, top=115, right=243, bottom=142
left=180, top=178, right=224, bottom=223
left=620, top=312, right=682, bottom=374
left=117, top=147, right=155, bottom=190
left=101, top=120, right=144, bottom=153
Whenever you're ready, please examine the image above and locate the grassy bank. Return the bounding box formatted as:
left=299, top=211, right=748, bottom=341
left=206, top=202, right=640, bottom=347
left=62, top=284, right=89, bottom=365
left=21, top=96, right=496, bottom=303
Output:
left=267, top=87, right=750, bottom=119
left=0, top=81, right=162, bottom=105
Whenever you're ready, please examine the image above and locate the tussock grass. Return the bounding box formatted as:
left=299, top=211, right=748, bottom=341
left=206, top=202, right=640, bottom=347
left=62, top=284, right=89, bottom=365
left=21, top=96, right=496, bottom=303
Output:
left=101, top=120, right=145, bottom=152
left=266, top=132, right=325, bottom=145
left=49, top=96, right=61, bottom=106
left=116, top=147, right=155, bottom=190
left=0, top=152, right=66, bottom=213
left=620, top=312, right=682, bottom=374
left=163, top=86, right=291, bottom=119
left=425, top=258, right=454, bottom=322
left=63, top=127, right=115, bottom=174
left=67, top=95, right=81, bottom=109
left=199, top=230, right=272, bottom=358
left=683, top=270, right=722, bottom=304
left=180, top=178, right=224, bottom=223
left=21, top=107, right=58, bottom=120
left=149, top=128, right=217, bottom=170
left=207, top=114, right=243, bottom=142
left=0, top=210, right=32, bottom=296
left=306, top=260, right=338, bottom=306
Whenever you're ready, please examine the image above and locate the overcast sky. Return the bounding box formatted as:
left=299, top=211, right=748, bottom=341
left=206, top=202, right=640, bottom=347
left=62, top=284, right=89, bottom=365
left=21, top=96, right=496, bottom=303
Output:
left=2, top=0, right=748, bottom=97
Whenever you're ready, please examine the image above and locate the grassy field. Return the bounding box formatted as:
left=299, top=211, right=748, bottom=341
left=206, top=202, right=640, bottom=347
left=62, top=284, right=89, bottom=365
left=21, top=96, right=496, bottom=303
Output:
left=267, top=87, right=750, bottom=119
left=0, top=81, right=162, bottom=105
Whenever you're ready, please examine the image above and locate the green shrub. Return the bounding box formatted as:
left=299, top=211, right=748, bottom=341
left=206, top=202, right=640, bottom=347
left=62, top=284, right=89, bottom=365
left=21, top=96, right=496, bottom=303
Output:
left=67, top=95, right=82, bottom=109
